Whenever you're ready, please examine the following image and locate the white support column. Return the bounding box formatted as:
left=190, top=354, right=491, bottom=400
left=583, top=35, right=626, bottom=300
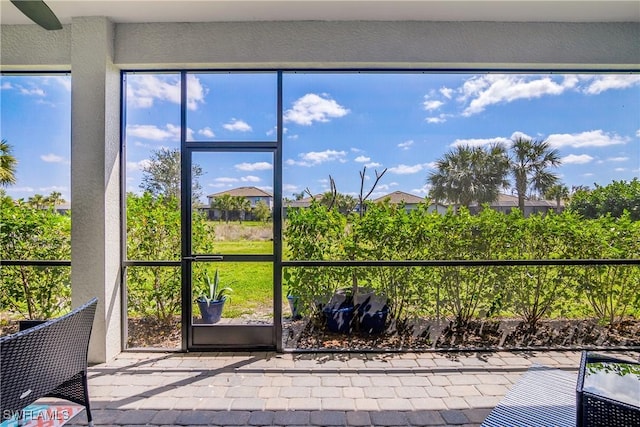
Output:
left=70, top=17, right=121, bottom=363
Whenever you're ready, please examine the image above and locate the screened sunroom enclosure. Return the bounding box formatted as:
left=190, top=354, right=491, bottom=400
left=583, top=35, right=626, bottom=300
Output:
left=119, top=70, right=640, bottom=353
left=2, top=15, right=638, bottom=362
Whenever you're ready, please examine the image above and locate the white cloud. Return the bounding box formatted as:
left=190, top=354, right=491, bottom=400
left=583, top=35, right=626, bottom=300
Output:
left=287, top=150, right=347, bottom=167
left=366, top=162, right=382, bottom=168
left=284, top=93, right=349, bottom=125
left=423, top=99, right=444, bottom=111
left=241, top=175, right=261, bottom=182
left=223, top=118, right=252, bottom=132
left=440, top=87, right=454, bottom=99
left=215, top=177, right=239, bottom=183
left=235, top=162, right=272, bottom=171
left=376, top=183, right=399, bottom=191
left=411, top=184, right=431, bottom=195
left=388, top=163, right=429, bottom=175
left=40, top=153, right=64, bottom=163
left=133, top=141, right=154, bottom=148
left=284, top=184, right=300, bottom=193
left=267, top=126, right=289, bottom=136
left=2, top=77, right=70, bottom=98
left=7, top=186, right=35, bottom=194
left=510, top=131, right=534, bottom=141
left=127, top=74, right=206, bottom=110
left=127, top=123, right=193, bottom=141
left=355, top=155, right=371, bottom=162
left=548, top=130, right=628, bottom=148
left=607, top=156, right=629, bottom=162
left=636, top=129, right=640, bottom=138
left=126, top=159, right=151, bottom=172
left=582, top=75, right=640, bottom=95
left=207, top=183, right=232, bottom=188
left=1, top=81, right=45, bottom=97
left=450, top=137, right=510, bottom=148
left=198, top=127, right=215, bottom=138
left=38, top=185, right=68, bottom=194
left=398, top=140, right=414, bottom=150
left=426, top=115, right=448, bottom=124
left=128, top=124, right=175, bottom=141
left=461, top=75, right=574, bottom=116
left=562, top=154, right=594, bottom=164
left=47, top=75, right=71, bottom=92
left=614, top=167, right=627, bottom=172
left=20, top=86, right=46, bottom=97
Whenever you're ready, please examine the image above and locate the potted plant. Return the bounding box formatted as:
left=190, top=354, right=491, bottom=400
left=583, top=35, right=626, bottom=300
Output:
left=286, top=289, right=303, bottom=320
left=195, top=269, right=232, bottom=324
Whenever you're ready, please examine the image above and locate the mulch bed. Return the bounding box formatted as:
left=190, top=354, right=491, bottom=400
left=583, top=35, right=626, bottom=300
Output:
left=5, top=315, right=638, bottom=351
left=124, top=315, right=640, bottom=350
left=290, top=316, right=640, bottom=351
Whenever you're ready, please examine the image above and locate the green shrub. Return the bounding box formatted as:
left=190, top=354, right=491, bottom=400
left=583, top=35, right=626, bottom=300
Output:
left=569, top=213, right=640, bottom=325
left=126, top=193, right=214, bottom=322
left=0, top=195, right=71, bottom=319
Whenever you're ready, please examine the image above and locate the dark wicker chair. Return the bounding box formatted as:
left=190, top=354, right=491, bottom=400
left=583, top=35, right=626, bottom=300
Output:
left=576, top=351, right=640, bottom=427
left=1, top=298, right=98, bottom=426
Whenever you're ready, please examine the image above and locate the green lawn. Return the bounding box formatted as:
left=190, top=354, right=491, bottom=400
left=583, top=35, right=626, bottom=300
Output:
left=213, top=240, right=273, bottom=254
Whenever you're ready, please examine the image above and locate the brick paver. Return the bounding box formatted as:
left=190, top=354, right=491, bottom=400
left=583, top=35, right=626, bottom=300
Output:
left=53, top=350, right=638, bottom=426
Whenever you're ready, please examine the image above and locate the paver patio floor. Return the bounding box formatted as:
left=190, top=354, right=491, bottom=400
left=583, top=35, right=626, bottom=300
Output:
left=44, top=350, right=637, bottom=426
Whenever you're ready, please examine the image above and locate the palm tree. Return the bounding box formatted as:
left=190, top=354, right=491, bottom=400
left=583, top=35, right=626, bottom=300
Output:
left=0, top=139, right=18, bottom=187
left=232, top=195, right=251, bottom=223
left=28, top=193, right=47, bottom=209
left=510, top=137, right=561, bottom=212
left=212, top=194, right=234, bottom=223
left=545, top=184, right=569, bottom=213
left=427, top=144, right=509, bottom=210
left=46, top=191, right=66, bottom=207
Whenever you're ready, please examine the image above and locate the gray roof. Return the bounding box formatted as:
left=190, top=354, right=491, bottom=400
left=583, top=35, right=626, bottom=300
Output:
left=207, top=186, right=272, bottom=198
left=469, top=194, right=560, bottom=208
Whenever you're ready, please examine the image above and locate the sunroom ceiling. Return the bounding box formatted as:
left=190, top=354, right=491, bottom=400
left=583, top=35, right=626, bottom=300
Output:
left=1, top=0, right=639, bottom=26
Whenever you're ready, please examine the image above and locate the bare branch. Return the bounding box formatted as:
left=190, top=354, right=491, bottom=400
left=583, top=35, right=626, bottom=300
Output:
left=358, top=167, right=388, bottom=216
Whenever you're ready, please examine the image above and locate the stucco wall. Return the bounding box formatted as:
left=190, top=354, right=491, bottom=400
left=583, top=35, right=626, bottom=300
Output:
left=2, top=21, right=639, bottom=70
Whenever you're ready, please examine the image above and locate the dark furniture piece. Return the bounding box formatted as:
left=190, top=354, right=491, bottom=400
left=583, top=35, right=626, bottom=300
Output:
left=1, top=298, right=98, bottom=426
left=576, top=351, right=640, bottom=427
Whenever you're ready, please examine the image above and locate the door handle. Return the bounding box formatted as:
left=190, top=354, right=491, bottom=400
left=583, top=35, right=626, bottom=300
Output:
left=185, top=255, right=224, bottom=261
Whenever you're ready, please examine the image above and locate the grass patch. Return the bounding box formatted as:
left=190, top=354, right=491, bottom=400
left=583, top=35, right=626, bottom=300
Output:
left=213, top=240, right=272, bottom=254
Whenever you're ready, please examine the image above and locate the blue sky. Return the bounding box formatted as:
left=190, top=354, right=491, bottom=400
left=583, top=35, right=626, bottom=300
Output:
left=2, top=72, right=639, bottom=204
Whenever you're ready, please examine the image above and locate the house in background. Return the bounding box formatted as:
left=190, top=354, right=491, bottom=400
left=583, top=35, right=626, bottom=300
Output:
left=207, top=186, right=273, bottom=221
left=468, top=193, right=561, bottom=216
left=374, top=191, right=448, bottom=214
left=283, top=195, right=316, bottom=218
